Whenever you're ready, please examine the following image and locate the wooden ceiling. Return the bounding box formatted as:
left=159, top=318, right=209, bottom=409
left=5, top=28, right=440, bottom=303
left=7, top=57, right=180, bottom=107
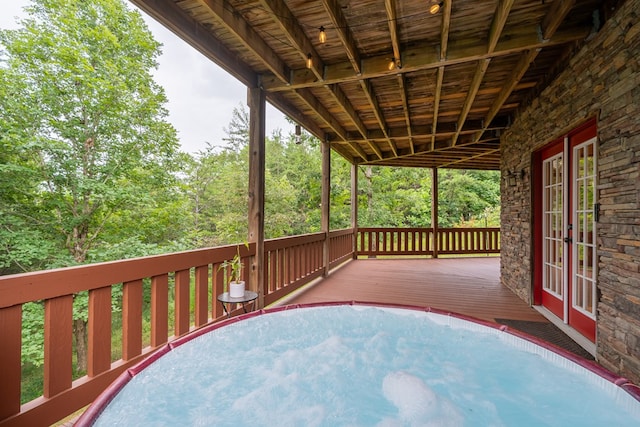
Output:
left=131, top=0, right=610, bottom=170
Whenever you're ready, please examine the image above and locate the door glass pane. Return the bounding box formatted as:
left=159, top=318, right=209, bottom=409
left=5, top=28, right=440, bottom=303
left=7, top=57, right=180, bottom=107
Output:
left=543, top=153, right=563, bottom=298
left=572, top=139, right=597, bottom=317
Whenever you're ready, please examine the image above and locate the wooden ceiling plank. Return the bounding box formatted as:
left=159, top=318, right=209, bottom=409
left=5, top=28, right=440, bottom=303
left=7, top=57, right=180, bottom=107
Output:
left=262, top=25, right=591, bottom=92
left=130, top=0, right=257, bottom=87
left=257, top=0, right=324, bottom=81
left=541, top=0, right=577, bottom=40
left=196, top=0, right=289, bottom=83
left=320, top=0, right=362, bottom=74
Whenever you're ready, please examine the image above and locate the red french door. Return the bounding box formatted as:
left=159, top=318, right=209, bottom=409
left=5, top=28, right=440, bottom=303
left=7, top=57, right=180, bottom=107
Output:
left=534, top=119, right=597, bottom=342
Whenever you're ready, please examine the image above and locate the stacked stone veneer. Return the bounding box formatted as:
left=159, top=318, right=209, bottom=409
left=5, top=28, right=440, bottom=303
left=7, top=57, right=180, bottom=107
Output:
left=501, top=0, right=640, bottom=382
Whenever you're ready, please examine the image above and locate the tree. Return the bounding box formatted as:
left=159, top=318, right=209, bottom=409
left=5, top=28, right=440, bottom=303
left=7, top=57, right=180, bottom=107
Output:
left=0, top=0, right=181, bottom=371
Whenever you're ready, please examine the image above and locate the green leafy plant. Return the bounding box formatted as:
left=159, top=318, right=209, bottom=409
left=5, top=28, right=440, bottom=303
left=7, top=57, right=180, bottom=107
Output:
left=219, top=242, right=249, bottom=287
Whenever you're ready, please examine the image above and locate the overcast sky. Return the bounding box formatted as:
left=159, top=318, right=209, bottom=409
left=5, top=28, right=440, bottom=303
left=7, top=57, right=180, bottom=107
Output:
left=0, top=0, right=293, bottom=153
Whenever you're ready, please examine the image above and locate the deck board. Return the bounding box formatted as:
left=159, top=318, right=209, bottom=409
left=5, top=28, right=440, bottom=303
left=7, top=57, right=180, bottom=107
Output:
left=282, top=257, right=546, bottom=323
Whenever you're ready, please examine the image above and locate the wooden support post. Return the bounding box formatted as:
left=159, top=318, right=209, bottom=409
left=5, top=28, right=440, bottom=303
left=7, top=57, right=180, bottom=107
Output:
left=432, top=167, right=439, bottom=258
left=248, top=86, right=266, bottom=308
left=351, top=162, right=359, bottom=258
left=322, top=138, right=331, bottom=276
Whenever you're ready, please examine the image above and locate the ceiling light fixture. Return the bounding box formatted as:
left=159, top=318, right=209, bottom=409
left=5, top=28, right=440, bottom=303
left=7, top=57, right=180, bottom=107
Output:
left=319, top=26, right=326, bottom=44
left=429, top=1, right=443, bottom=14
left=388, top=58, right=401, bottom=71
left=306, top=53, right=313, bottom=69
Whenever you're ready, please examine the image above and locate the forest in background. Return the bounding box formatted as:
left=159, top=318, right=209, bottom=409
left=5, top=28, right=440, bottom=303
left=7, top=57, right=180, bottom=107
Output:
left=1, top=101, right=501, bottom=277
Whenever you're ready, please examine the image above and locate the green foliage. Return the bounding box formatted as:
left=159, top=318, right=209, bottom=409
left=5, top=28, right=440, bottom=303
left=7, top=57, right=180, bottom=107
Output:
left=0, top=0, right=182, bottom=269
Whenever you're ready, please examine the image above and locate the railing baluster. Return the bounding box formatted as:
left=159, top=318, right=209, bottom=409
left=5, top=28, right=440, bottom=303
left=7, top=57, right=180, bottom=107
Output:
left=174, top=269, right=190, bottom=336
left=212, top=265, right=224, bottom=320
left=87, top=287, right=112, bottom=377
left=151, top=274, right=168, bottom=347
left=194, top=266, right=208, bottom=327
left=0, top=305, right=22, bottom=419
left=122, top=280, right=143, bottom=361
left=44, top=295, right=73, bottom=398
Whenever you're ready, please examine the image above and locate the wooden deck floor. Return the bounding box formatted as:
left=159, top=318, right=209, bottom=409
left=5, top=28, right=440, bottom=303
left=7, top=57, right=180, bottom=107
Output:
left=282, top=257, right=545, bottom=323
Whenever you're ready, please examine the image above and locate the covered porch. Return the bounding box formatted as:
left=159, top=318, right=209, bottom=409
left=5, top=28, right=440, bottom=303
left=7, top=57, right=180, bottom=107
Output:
left=2, top=0, right=639, bottom=424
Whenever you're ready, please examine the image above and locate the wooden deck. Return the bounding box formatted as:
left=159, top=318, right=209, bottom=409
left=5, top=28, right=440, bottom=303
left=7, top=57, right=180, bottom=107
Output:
left=283, top=257, right=545, bottom=323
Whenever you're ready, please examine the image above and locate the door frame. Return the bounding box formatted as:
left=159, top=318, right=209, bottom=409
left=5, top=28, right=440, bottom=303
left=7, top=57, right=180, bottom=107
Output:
left=532, top=117, right=597, bottom=342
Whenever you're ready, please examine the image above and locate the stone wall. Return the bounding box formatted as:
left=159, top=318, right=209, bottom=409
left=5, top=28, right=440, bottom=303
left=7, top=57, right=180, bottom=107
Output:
left=500, top=0, right=640, bottom=382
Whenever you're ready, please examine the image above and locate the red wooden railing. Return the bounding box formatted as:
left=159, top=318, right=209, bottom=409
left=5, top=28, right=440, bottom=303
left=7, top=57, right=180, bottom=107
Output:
left=0, top=227, right=497, bottom=426
left=357, top=227, right=500, bottom=256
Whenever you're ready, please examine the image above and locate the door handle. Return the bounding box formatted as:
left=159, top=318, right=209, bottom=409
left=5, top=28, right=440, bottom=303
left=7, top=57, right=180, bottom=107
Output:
left=564, top=237, right=572, bottom=243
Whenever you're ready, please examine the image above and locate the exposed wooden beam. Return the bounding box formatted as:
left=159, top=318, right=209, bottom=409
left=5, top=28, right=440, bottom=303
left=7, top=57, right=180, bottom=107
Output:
left=359, top=80, right=397, bottom=156
left=439, top=149, right=500, bottom=169
left=257, top=0, right=324, bottom=81
left=264, top=93, right=326, bottom=141
left=294, top=88, right=348, bottom=141
left=451, top=0, right=514, bottom=147
left=195, top=0, right=289, bottom=83
left=488, top=0, right=516, bottom=53
left=384, top=0, right=401, bottom=63
left=262, top=25, right=589, bottom=91
left=326, top=84, right=383, bottom=160
left=130, top=0, right=257, bottom=87
left=327, top=85, right=367, bottom=137
left=320, top=0, right=362, bottom=74
left=439, top=0, right=452, bottom=61
left=346, top=122, right=508, bottom=142
left=431, top=0, right=452, bottom=149
left=320, top=0, right=392, bottom=157
left=473, top=49, right=539, bottom=143
left=364, top=141, right=500, bottom=166
left=541, top=0, right=576, bottom=40
left=431, top=66, right=445, bottom=151
left=451, top=59, right=491, bottom=146
left=397, top=74, right=414, bottom=153
left=474, top=0, right=574, bottom=142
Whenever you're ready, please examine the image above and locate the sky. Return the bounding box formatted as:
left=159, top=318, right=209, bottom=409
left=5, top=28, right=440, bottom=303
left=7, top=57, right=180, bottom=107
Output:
left=0, top=0, right=294, bottom=154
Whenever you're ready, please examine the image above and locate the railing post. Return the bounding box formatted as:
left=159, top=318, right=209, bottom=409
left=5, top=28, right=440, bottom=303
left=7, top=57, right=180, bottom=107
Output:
left=321, top=137, right=331, bottom=276
left=432, top=167, right=439, bottom=258
left=248, top=85, right=265, bottom=308
left=351, top=162, right=358, bottom=259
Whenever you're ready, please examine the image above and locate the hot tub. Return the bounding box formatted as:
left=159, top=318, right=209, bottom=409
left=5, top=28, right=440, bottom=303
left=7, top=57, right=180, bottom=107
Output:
left=77, top=302, right=640, bottom=426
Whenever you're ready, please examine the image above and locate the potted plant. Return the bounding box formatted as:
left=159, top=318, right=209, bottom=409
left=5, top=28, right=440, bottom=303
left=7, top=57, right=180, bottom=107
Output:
left=220, top=243, right=248, bottom=298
